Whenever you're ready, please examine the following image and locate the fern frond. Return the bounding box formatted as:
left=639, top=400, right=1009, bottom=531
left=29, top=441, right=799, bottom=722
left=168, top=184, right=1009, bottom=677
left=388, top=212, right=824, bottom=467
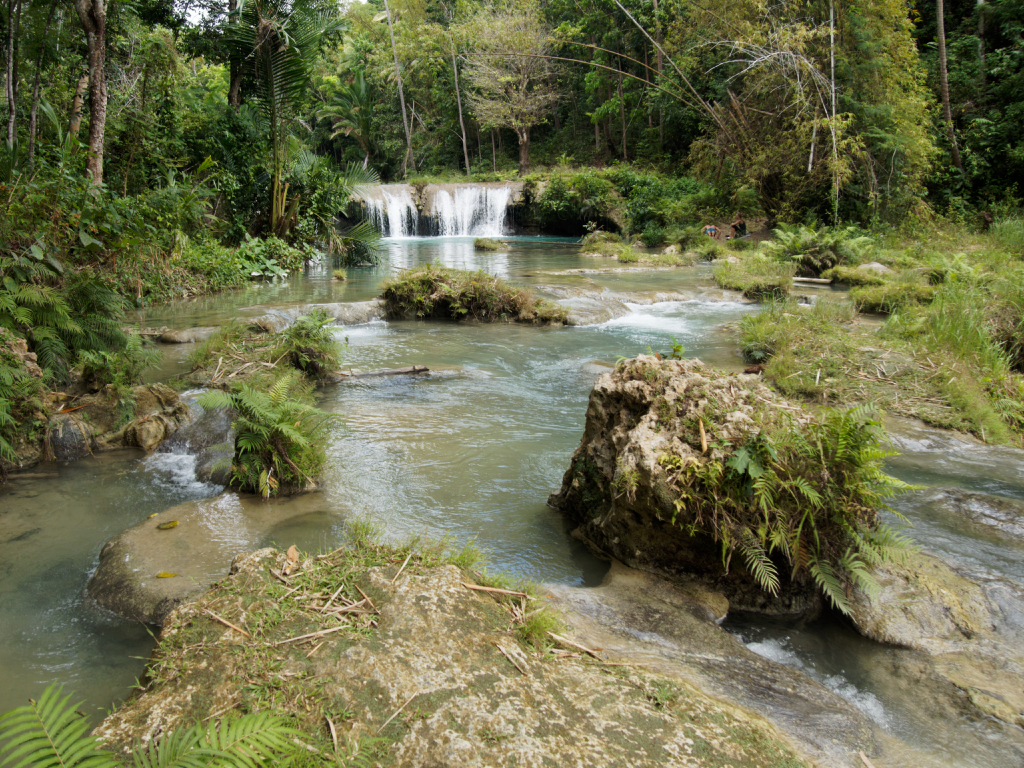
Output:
left=740, top=534, right=780, bottom=595
left=809, top=558, right=851, bottom=614
left=130, top=724, right=215, bottom=768
left=0, top=683, right=117, bottom=768
left=198, top=713, right=300, bottom=768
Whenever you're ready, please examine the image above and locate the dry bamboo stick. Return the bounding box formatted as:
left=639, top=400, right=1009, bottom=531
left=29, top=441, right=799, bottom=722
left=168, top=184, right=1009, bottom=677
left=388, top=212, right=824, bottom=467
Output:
left=462, top=583, right=530, bottom=598
left=204, top=609, right=252, bottom=638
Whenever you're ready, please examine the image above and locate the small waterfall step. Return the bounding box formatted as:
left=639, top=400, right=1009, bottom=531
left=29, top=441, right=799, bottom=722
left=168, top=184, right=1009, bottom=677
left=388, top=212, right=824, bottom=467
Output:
left=355, top=182, right=526, bottom=238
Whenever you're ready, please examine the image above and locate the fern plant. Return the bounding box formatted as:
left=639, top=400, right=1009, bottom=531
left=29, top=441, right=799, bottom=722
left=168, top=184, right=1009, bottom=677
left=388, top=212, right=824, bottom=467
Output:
left=275, top=308, right=342, bottom=380
left=762, top=224, right=874, bottom=277
left=0, top=683, right=301, bottom=768
left=659, top=405, right=914, bottom=613
left=199, top=370, right=338, bottom=497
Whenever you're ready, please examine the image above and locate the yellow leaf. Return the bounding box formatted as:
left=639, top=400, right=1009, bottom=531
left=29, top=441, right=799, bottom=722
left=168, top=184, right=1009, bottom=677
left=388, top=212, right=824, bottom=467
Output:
left=156, top=572, right=177, bottom=578
left=157, top=520, right=179, bottom=530
left=148, top=513, right=158, bottom=519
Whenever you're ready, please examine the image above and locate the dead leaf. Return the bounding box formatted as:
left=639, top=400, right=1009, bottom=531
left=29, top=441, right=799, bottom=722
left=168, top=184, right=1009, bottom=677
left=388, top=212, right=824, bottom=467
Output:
left=286, top=545, right=299, bottom=563
left=157, top=521, right=179, bottom=530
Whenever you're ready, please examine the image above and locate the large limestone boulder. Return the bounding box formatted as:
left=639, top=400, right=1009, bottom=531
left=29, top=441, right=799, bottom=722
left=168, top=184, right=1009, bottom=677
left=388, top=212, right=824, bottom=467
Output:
left=548, top=355, right=820, bottom=614
left=87, top=492, right=329, bottom=625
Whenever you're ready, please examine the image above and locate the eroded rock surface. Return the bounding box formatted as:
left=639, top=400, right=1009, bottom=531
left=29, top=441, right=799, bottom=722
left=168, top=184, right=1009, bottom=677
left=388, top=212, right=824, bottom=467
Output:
left=548, top=355, right=820, bottom=614
left=45, top=383, right=190, bottom=462
left=87, top=493, right=329, bottom=624
left=251, top=300, right=385, bottom=333
left=848, top=551, right=1024, bottom=728
left=96, top=549, right=813, bottom=768
left=546, top=562, right=877, bottom=767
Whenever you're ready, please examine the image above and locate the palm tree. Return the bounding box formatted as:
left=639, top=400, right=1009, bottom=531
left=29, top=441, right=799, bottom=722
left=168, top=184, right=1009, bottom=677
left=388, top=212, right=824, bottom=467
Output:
left=318, top=70, right=375, bottom=169
left=224, top=0, right=343, bottom=237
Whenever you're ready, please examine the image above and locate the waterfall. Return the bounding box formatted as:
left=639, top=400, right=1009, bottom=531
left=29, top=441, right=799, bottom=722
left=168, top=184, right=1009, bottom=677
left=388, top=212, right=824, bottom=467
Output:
left=364, top=188, right=419, bottom=238
left=361, top=184, right=512, bottom=238
left=431, top=186, right=511, bottom=237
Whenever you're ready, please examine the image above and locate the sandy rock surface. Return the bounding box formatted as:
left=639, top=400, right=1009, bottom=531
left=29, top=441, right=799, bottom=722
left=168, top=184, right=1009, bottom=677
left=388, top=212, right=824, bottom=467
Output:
left=96, top=549, right=814, bottom=768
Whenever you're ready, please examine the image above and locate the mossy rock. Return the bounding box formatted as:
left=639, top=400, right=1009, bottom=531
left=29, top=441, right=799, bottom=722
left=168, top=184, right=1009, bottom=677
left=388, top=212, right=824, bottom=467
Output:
left=474, top=238, right=502, bottom=251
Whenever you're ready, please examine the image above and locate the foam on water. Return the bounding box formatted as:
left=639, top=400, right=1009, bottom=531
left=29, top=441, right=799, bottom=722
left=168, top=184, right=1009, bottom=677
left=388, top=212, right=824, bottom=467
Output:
left=142, top=452, right=223, bottom=496
left=742, top=634, right=890, bottom=727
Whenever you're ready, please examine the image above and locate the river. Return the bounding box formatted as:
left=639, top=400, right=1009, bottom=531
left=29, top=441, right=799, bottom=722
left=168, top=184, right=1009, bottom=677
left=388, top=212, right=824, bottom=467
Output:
left=2, top=236, right=1023, bottom=766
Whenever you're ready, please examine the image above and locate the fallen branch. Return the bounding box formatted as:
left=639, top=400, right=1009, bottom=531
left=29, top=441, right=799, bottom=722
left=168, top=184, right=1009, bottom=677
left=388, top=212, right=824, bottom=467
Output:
left=204, top=609, right=252, bottom=639
left=547, top=632, right=602, bottom=659
left=462, top=583, right=530, bottom=599
left=376, top=694, right=417, bottom=734
left=391, top=553, right=413, bottom=584
left=495, top=642, right=529, bottom=675
left=275, top=624, right=348, bottom=646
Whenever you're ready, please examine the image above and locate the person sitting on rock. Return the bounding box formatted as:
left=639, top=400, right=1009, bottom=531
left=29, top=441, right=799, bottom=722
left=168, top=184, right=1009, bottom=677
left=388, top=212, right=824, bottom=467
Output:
left=702, top=223, right=720, bottom=239
left=729, top=214, right=748, bottom=239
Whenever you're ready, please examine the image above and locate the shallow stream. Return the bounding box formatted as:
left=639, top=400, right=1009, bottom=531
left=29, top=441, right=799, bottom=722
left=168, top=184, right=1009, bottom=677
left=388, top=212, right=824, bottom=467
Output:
left=3, top=236, right=1024, bottom=765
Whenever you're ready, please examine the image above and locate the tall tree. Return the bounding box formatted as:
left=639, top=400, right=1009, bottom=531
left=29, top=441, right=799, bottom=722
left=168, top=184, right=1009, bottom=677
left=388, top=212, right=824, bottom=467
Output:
left=5, top=0, right=23, bottom=147
left=463, top=6, right=559, bottom=175
left=382, top=0, right=414, bottom=175
left=936, top=0, right=963, bottom=170
left=73, top=0, right=107, bottom=183
left=224, top=0, right=342, bottom=236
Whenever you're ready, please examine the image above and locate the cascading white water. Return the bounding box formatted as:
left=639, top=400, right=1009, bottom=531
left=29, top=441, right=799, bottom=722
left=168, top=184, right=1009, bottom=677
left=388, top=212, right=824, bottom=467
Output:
left=431, top=186, right=511, bottom=237
left=364, top=188, right=419, bottom=238
left=362, top=185, right=511, bottom=238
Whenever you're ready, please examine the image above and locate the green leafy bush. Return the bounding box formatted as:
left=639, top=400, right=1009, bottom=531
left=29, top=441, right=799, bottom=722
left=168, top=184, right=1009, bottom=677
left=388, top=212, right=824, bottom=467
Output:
left=236, top=236, right=310, bottom=279
left=640, top=223, right=665, bottom=247
left=199, top=370, right=338, bottom=497
left=536, top=171, right=615, bottom=229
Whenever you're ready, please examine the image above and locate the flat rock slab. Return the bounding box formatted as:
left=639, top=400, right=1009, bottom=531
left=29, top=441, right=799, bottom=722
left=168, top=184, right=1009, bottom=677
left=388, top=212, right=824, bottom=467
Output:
left=546, top=562, right=876, bottom=768
left=87, top=492, right=329, bottom=625
left=159, top=327, right=219, bottom=344
left=97, top=551, right=812, bottom=768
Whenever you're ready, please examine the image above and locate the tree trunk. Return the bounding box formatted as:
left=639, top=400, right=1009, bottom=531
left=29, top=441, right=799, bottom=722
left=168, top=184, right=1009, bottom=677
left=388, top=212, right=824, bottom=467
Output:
left=491, top=127, right=496, bottom=172
left=450, top=45, right=470, bottom=174
left=69, top=70, right=89, bottom=137
left=517, top=127, right=530, bottom=176
left=228, top=0, right=242, bottom=110
left=617, top=50, right=627, bottom=162
left=653, top=0, right=663, bottom=149
left=5, top=0, right=22, bottom=147
left=26, top=0, right=58, bottom=166
left=936, top=0, right=963, bottom=171
left=978, top=0, right=986, bottom=93
left=383, top=0, right=415, bottom=176
left=73, top=0, right=107, bottom=184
